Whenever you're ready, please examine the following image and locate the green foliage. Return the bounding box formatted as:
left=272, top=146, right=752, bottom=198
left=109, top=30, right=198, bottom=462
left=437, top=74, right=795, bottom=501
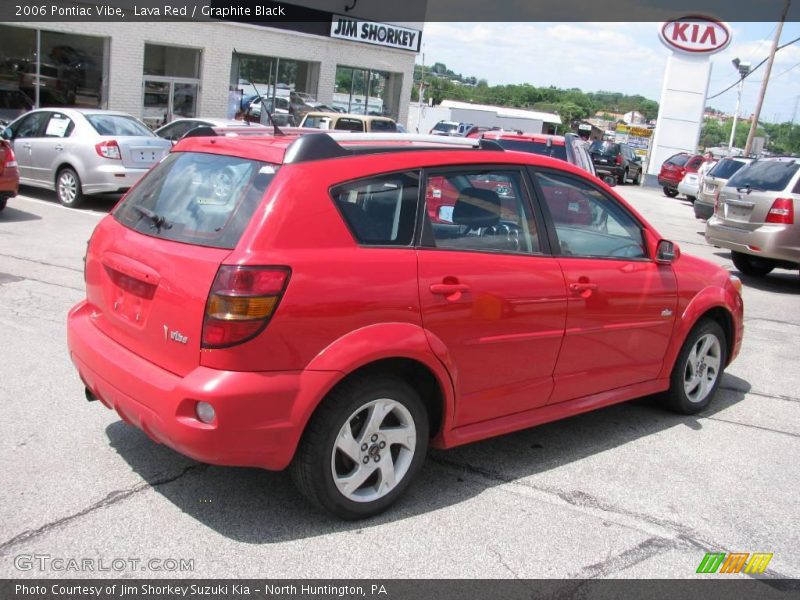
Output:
left=698, top=117, right=797, bottom=153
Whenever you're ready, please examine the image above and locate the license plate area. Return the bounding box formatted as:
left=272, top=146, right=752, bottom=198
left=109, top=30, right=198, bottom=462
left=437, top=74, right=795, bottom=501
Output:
left=724, top=203, right=751, bottom=221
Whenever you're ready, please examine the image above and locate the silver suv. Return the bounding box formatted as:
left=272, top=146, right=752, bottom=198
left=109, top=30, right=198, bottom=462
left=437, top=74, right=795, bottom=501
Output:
left=705, top=157, right=799, bottom=277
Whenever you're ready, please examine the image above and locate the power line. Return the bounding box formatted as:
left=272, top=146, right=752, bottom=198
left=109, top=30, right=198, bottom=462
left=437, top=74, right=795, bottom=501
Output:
left=707, top=35, right=800, bottom=100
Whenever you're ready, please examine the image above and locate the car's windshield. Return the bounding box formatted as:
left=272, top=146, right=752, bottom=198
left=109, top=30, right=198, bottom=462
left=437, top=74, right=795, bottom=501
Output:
left=589, top=141, right=619, bottom=156
left=433, top=122, right=458, bottom=133
left=708, top=159, right=748, bottom=180
left=85, top=114, right=153, bottom=137
left=665, top=154, right=689, bottom=167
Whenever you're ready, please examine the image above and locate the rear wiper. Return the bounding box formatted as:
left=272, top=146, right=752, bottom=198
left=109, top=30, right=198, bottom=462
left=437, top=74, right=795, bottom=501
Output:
left=735, top=184, right=764, bottom=194
left=133, top=205, right=172, bottom=231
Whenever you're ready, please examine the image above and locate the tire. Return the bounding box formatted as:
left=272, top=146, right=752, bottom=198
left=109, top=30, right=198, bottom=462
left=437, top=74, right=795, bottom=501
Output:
left=291, top=374, right=429, bottom=520
left=731, top=251, right=774, bottom=277
left=662, top=319, right=727, bottom=414
left=663, top=186, right=679, bottom=198
left=633, top=169, right=641, bottom=185
left=687, top=195, right=696, bottom=204
left=56, top=167, right=84, bottom=208
left=0, top=197, right=6, bottom=212
left=618, top=169, right=628, bottom=185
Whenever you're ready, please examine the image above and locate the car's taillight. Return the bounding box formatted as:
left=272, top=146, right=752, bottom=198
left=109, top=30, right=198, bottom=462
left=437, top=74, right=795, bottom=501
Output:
left=615, top=153, right=623, bottom=166
left=765, top=197, right=794, bottom=225
left=95, top=140, right=121, bottom=160
left=202, top=266, right=290, bottom=348
left=3, top=144, right=17, bottom=169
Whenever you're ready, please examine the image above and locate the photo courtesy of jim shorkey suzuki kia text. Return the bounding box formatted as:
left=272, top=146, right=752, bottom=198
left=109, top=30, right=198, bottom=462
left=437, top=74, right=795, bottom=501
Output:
left=14, top=583, right=386, bottom=596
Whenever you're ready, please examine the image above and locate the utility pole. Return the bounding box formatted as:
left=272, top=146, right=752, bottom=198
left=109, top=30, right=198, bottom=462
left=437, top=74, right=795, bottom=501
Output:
left=416, top=49, right=425, bottom=133
left=744, top=0, right=790, bottom=155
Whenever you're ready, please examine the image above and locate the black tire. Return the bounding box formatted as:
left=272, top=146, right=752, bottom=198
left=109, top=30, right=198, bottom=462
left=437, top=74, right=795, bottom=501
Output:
left=687, top=195, right=696, bottom=204
left=662, top=319, right=727, bottom=414
left=663, top=186, right=679, bottom=198
left=0, top=197, right=6, bottom=212
left=56, top=167, right=85, bottom=208
left=291, top=374, right=429, bottom=520
left=618, top=169, right=628, bottom=185
left=633, top=169, right=641, bottom=185
left=731, top=251, right=774, bottom=277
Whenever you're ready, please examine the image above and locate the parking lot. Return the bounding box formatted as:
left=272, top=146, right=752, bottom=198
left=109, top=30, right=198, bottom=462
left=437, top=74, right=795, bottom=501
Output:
left=0, top=183, right=798, bottom=580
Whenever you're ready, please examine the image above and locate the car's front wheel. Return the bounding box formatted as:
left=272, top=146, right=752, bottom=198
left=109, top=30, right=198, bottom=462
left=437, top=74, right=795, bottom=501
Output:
left=56, top=167, right=85, bottom=208
left=731, top=251, right=774, bottom=277
left=0, top=197, right=6, bottom=212
left=663, top=186, right=679, bottom=198
left=618, top=169, right=628, bottom=185
left=291, top=374, right=429, bottom=519
left=662, top=319, right=727, bottom=414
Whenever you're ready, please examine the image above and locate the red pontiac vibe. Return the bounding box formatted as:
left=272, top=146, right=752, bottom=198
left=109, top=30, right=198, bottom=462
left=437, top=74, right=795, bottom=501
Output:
left=67, top=131, right=743, bottom=519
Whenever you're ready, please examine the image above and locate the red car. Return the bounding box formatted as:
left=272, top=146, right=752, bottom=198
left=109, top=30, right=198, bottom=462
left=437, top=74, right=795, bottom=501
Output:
left=67, top=131, right=743, bottom=519
left=658, top=153, right=704, bottom=198
left=0, top=139, right=19, bottom=212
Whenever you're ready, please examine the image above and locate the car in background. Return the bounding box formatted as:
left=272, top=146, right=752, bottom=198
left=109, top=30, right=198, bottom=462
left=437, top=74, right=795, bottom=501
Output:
left=588, top=141, right=643, bottom=185
left=706, top=157, right=799, bottom=277
left=1, top=108, right=171, bottom=208
left=694, top=157, right=753, bottom=220
left=0, top=84, right=33, bottom=125
left=67, top=129, right=743, bottom=520
left=429, top=120, right=459, bottom=136
left=658, top=153, right=704, bottom=198
left=0, top=139, right=19, bottom=212
left=155, top=118, right=268, bottom=143
left=299, top=112, right=397, bottom=132
left=480, top=131, right=596, bottom=178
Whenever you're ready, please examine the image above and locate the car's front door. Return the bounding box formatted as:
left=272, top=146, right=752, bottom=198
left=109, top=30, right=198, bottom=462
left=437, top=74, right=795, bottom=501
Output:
left=417, top=166, right=567, bottom=427
left=8, top=111, right=49, bottom=182
left=531, top=169, right=678, bottom=404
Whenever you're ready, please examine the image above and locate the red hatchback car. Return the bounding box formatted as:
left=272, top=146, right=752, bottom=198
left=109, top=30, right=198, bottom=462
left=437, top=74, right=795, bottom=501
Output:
left=0, top=139, right=19, bottom=211
left=658, top=152, right=704, bottom=198
left=67, top=131, right=743, bottom=519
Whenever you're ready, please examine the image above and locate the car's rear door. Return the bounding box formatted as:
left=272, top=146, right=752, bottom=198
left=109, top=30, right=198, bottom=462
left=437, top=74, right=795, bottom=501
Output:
left=416, top=165, right=567, bottom=427
left=531, top=169, right=678, bottom=403
left=84, top=150, right=276, bottom=377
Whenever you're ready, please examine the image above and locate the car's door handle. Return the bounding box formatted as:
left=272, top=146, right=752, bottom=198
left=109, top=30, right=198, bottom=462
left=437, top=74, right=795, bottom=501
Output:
left=430, top=283, right=470, bottom=295
left=54, top=145, right=63, bottom=151
left=22, top=143, right=31, bottom=149
left=569, top=282, right=598, bottom=293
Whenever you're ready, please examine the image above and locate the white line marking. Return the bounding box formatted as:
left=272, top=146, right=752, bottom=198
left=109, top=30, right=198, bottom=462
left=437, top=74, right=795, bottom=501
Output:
left=14, top=195, right=107, bottom=217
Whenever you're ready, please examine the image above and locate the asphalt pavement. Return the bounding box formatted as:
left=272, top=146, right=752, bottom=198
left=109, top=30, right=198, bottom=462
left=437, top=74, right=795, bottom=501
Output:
left=0, top=183, right=798, bottom=580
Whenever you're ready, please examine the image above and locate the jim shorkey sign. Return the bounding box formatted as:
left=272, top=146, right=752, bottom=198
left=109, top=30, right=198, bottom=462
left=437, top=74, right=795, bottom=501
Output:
left=646, top=17, right=732, bottom=181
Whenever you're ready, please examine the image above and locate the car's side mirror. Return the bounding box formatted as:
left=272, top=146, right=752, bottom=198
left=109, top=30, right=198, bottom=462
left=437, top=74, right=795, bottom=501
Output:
left=656, top=239, right=681, bottom=264
left=1, top=127, right=13, bottom=140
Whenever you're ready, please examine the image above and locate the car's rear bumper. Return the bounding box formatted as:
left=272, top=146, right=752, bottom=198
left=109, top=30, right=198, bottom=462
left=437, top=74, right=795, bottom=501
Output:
left=693, top=198, right=714, bottom=220
left=0, top=168, right=19, bottom=197
left=82, top=164, right=153, bottom=195
left=705, top=217, right=800, bottom=265
left=67, top=300, right=340, bottom=471
left=658, top=177, right=680, bottom=189
left=592, top=164, right=622, bottom=178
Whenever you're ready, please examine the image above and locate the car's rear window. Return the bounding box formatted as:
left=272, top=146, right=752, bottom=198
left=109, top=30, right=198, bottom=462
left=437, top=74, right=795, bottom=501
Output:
left=589, top=141, right=619, bottom=156
left=665, top=154, right=689, bottom=167
left=433, top=122, right=458, bottom=133
left=726, top=159, right=799, bottom=192
left=495, top=139, right=568, bottom=161
left=113, top=152, right=276, bottom=249
left=369, top=119, right=397, bottom=132
left=303, top=116, right=332, bottom=129
left=86, top=114, right=153, bottom=137
left=708, top=159, right=748, bottom=180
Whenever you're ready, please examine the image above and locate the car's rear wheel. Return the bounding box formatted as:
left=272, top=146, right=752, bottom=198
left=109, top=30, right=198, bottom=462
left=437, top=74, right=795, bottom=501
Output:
left=633, top=169, right=641, bottom=185
left=0, top=197, right=6, bottom=212
left=291, top=374, right=428, bottom=520
left=663, top=186, right=679, bottom=198
left=56, top=167, right=84, bottom=208
left=686, top=195, right=696, bottom=203
left=731, top=251, right=774, bottom=277
left=662, top=319, right=727, bottom=414
left=618, top=169, right=628, bottom=185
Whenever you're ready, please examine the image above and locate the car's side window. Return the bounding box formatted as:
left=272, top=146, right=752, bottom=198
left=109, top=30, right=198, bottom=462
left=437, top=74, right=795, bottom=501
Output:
left=422, top=169, right=540, bottom=255
left=535, top=171, right=646, bottom=259
left=331, top=171, right=419, bottom=246
left=334, top=118, right=365, bottom=132
left=43, top=113, right=74, bottom=138
left=14, top=112, right=48, bottom=138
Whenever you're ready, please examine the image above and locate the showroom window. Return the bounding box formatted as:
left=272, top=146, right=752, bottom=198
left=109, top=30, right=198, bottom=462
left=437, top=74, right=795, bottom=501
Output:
left=0, top=25, right=107, bottom=110
left=334, top=66, right=402, bottom=119
left=142, top=44, right=202, bottom=128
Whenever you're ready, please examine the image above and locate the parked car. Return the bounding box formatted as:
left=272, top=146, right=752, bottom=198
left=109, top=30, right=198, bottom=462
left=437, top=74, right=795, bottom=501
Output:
left=155, top=118, right=268, bottom=143
left=480, top=131, right=597, bottom=177
left=0, top=83, right=33, bottom=125
left=429, top=120, right=460, bottom=136
left=694, top=157, right=753, bottom=220
left=1, top=108, right=171, bottom=208
left=0, top=139, right=19, bottom=211
left=67, top=130, right=743, bottom=519
left=677, top=172, right=701, bottom=202
left=299, top=111, right=397, bottom=132
left=588, top=140, right=643, bottom=185
left=706, top=156, right=799, bottom=277
left=658, top=153, right=704, bottom=198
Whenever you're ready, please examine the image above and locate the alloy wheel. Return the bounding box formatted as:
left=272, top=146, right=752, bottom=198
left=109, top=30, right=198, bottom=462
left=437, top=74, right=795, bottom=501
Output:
left=58, top=171, right=78, bottom=205
left=683, top=333, right=722, bottom=403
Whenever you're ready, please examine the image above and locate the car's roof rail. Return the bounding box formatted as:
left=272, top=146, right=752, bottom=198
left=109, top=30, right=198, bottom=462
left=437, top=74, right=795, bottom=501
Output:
left=284, top=132, right=504, bottom=164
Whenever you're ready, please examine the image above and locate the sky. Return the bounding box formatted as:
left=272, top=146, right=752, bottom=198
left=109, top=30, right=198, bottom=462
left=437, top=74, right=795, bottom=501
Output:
left=418, top=22, right=800, bottom=124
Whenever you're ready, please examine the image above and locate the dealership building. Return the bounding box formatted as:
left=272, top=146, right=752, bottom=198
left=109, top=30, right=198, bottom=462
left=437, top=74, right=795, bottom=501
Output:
left=3, top=11, right=422, bottom=128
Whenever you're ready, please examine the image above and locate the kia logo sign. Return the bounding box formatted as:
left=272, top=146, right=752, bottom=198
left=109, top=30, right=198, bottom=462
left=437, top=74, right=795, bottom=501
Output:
left=659, top=17, right=731, bottom=54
